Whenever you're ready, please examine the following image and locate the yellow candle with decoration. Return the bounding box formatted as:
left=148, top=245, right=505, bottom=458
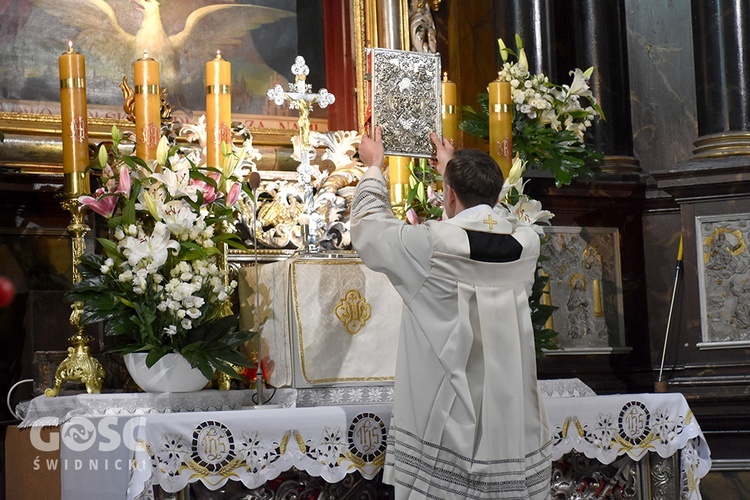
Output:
left=134, top=51, right=161, bottom=161
left=206, top=51, right=232, bottom=169
left=488, top=73, right=513, bottom=179
left=59, top=41, right=90, bottom=195
left=441, top=73, right=458, bottom=145
left=388, top=156, right=412, bottom=206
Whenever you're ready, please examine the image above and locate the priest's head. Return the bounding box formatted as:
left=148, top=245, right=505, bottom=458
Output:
left=442, top=149, right=504, bottom=219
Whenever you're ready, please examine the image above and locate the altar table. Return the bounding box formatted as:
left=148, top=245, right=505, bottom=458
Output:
left=15, top=388, right=712, bottom=499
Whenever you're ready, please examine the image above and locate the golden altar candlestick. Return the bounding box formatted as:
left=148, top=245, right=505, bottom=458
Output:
left=59, top=41, right=90, bottom=196
left=489, top=73, right=513, bottom=180
left=47, top=42, right=104, bottom=396
left=134, top=51, right=161, bottom=161
left=45, top=198, right=105, bottom=396
left=206, top=51, right=232, bottom=169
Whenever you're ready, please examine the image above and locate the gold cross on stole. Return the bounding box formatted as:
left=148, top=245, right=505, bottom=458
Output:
left=483, top=214, right=497, bottom=230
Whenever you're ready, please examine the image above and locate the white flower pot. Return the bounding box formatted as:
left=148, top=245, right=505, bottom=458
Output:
left=124, top=353, right=210, bottom=393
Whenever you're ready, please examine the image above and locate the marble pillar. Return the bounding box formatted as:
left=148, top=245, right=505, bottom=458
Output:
left=494, top=0, right=556, bottom=78
left=691, top=0, right=750, bottom=157
left=566, top=0, right=639, bottom=173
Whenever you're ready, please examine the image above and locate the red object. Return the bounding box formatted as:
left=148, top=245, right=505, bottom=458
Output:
left=0, top=276, right=15, bottom=308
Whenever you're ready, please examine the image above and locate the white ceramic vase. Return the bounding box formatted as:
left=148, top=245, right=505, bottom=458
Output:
left=123, top=352, right=210, bottom=393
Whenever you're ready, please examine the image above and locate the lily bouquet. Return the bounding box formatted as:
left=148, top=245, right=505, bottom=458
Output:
left=462, top=35, right=604, bottom=185
left=68, top=127, right=256, bottom=379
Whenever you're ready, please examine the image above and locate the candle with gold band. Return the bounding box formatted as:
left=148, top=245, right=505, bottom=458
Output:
left=441, top=73, right=458, bottom=145
left=388, top=156, right=412, bottom=217
left=59, top=41, right=90, bottom=195
left=488, top=73, right=513, bottom=179
left=206, top=51, right=232, bottom=169
left=134, top=51, right=161, bottom=161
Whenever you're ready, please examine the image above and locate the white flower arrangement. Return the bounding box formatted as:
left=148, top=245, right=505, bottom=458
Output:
left=462, top=34, right=605, bottom=186
left=68, top=126, right=259, bottom=378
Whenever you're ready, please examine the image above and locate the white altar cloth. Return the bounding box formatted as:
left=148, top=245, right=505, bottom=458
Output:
left=17, top=389, right=298, bottom=429
left=544, top=392, right=711, bottom=499
left=238, top=257, right=402, bottom=388
left=12, top=385, right=710, bottom=499
left=127, top=405, right=391, bottom=499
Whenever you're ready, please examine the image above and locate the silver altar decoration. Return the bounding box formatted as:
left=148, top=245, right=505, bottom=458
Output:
left=368, top=47, right=441, bottom=157
left=237, top=130, right=364, bottom=251
left=695, top=212, right=750, bottom=348
left=267, top=56, right=336, bottom=253
left=409, top=0, right=438, bottom=53
left=539, top=226, right=629, bottom=354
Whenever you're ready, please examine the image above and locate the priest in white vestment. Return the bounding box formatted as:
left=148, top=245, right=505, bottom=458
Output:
left=351, top=129, right=552, bottom=499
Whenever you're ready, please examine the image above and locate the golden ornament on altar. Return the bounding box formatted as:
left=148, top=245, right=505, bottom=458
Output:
left=334, top=289, right=372, bottom=335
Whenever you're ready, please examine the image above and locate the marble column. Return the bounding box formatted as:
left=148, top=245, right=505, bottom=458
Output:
left=494, top=0, right=556, bottom=78
left=566, top=0, right=639, bottom=173
left=691, top=0, right=750, bottom=157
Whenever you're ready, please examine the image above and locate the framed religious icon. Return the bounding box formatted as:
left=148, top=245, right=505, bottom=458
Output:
left=0, top=0, right=366, bottom=171
left=695, top=213, right=750, bottom=349
left=367, top=47, right=442, bottom=157
left=538, top=226, right=629, bottom=354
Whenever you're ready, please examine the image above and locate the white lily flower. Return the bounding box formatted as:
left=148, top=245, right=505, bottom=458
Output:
left=565, top=68, right=594, bottom=100
left=123, top=222, right=180, bottom=268
left=152, top=159, right=200, bottom=202
left=513, top=198, right=554, bottom=234
left=158, top=200, right=201, bottom=238
left=156, top=136, right=169, bottom=166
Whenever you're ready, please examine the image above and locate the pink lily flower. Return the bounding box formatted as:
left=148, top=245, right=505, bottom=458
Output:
left=103, top=165, right=117, bottom=191
left=191, top=178, right=218, bottom=204
left=79, top=192, right=118, bottom=218
left=406, top=208, right=420, bottom=226
left=226, top=182, right=241, bottom=206
left=114, top=166, right=131, bottom=196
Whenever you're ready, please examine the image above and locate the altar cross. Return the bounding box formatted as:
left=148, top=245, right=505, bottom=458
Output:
left=267, top=56, right=335, bottom=154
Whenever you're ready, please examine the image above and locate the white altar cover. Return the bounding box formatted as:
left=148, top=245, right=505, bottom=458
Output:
left=127, top=405, right=391, bottom=499
left=545, top=392, right=711, bottom=499
left=238, top=257, right=402, bottom=388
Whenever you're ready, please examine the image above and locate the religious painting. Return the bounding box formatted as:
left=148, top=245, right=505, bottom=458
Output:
left=0, top=0, right=334, bottom=141
left=695, top=213, right=750, bottom=348
left=539, top=226, right=628, bottom=354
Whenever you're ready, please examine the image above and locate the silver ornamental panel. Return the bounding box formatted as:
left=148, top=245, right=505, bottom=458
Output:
left=369, top=47, right=441, bottom=158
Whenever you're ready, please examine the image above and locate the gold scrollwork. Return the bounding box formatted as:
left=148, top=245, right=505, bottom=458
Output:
left=334, top=289, right=372, bottom=335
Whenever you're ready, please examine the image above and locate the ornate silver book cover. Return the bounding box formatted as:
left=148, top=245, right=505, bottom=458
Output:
left=368, top=47, right=441, bottom=158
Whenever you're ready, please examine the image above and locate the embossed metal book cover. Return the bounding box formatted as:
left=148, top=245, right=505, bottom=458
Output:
left=368, top=48, right=442, bottom=158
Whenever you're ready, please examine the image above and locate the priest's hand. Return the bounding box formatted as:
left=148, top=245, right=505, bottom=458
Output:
left=360, top=126, right=385, bottom=170
left=430, top=132, right=455, bottom=176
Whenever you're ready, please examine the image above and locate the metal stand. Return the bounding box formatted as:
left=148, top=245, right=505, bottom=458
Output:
left=45, top=197, right=105, bottom=396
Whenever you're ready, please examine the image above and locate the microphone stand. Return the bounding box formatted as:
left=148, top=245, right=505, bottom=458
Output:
left=248, top=172, right=264, bottom=405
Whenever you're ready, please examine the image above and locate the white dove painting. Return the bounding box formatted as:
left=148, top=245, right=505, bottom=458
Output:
left=0, top=0, right=327, bottom=125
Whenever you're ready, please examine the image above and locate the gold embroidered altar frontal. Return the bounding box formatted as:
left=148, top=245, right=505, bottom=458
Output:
left=239, top=257, right=401, bottom=388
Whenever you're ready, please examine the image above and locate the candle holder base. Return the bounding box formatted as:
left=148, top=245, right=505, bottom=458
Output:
left=391, top=202, right=406, bottom=221
left=45, top=195, right=107, bottom=396
left=44, top=330, right=105, bottom=396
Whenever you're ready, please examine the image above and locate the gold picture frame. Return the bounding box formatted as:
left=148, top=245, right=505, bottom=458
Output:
left=0, top=0, right=369, bottom=173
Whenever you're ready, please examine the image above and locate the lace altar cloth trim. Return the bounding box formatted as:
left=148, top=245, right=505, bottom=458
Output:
left=538, top=378, right=596, bottom=398
left=18, top=390, right=296, bottom=428
left=127, top=405, right=390, bottom=499
left=545, top=392, right=711, bottom=500
left=296, top=385, right=394, bottom=406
